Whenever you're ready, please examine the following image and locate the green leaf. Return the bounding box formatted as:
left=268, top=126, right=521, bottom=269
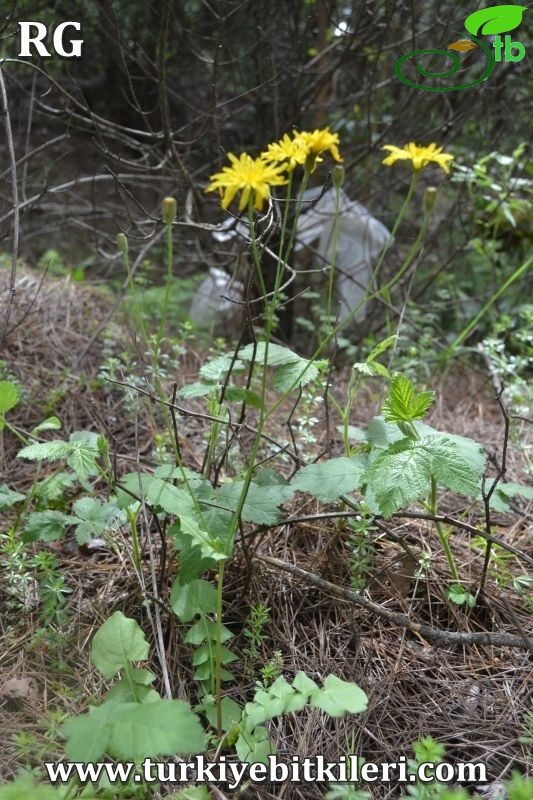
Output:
left=310, top=675, right=368, bottom=716
left=465, top=5, right=526, bottom=36
left=168, top=788, right=211, bottom=800
left=200, top=695, right=242, bottom=734
left=31, top=416, right=62, bottom=434
left=0, top=773, right=59, bottom=799
left=366, top=334, right=398, bottom=362
left=423, top=434, right=485, bottom=498
left=170, top=578, right=218, bottom=622
left=18, top=440, right=73, bottom=462
left=0, top=483, right=26, bottom=510
left=217, top=479, right=294, bottom=525
left=72, top=497, right=122, bottom=544
left=235, top=725, right=274, bottom=764
left=199, top=353, right=244, bottom=381
left=91, top=612, right=150, bottom=678
left=177, top=381, right=216, bottom=399
left=273, top=359, right=320, bottom=392
left=63, top=698, right=206, bottom=760
left=223, top=387, right=264, bottom=409
left=0, top=380, right=19, bottom=414
left=291, top=456, right=366, bottom=502
left=382, top=374, right=435, bottom=423
left=23, top=510, right=71, bottom=542
left=117, top=473, right=195, bottom=515
left=364, top=439, right=431, bottom=517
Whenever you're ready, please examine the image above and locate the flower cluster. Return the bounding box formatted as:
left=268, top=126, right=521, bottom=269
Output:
left=206, top=127, right=343, bottom=212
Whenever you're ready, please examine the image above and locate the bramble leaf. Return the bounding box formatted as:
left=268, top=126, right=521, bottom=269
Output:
left=382, top=373, right=435, bottom=423
left=291, top=455, right=366, bottom=502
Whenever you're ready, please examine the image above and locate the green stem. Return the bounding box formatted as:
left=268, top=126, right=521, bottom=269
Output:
left=428, top=476, right=459, bottom=582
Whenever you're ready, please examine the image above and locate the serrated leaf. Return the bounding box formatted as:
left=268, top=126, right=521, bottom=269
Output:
left=464, top=5, right=526, bottom=36
left=199, top=353, right=243, bottom=381
left=366, top=334, right=398, bottom=362
left=72, top=497, right=123, bottom=544
left=0, top=380, right=19, bottom=414
left=170, top=578, right=218, bottom=622
left=177, top=381, right=216, bottom=399
left=91, top=611, right=150, bottom=678
left=223, top=387, right=263, bottom=408
left=273, top=358, right=320, bottom=392
left=18, top=440, right=73, bottom=462
left=23, top=510, right=71, bottom=542
left=31, top=416, right=62, bottom=434
left=382, top=374, right=435, bottom=423
left=310, top=675, right=368, bottom=716
left=0, top=483, right=26, bottom=509
left=495, top=482, right=533, bottom=501
left=68, top=442, right=100, bottom=482
left=422, top=434, right=485, bottom=497
left=364, top=440, right=431, bottom=516
left=291, top=456, right=366, bottom=502
left=240, top=342, right=299, bottom=367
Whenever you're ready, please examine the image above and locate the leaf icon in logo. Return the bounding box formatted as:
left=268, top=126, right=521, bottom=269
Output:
left=464, top=4, right=527, bottom=36
left=448, top=40, right=478, bottom=51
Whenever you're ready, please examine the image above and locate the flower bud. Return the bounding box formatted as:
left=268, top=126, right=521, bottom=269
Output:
left=332, top=165, right=345, bottom=188
left=116, top=232, right=128, bottom=254
left=162, top=196, right=177, bottom=224
left=424, top=186, right=438, bottom=214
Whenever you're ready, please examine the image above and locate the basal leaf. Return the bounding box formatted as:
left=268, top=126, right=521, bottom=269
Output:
left=0, top=773, right=58, bottom=800
left=91, top=611, right=150, bottom=678
left=291, top=455, right=366, bottom=502
left=310, top=675, right=368, bottom=716
left=107, top=699, right=206, bottom=758
left=0, top=380, right=19, bottom=414
left=23, top=510, right=71, bottom=542
left=464, top=5, right=526, bottom=36
left=0, top=483, right=26, bottom=510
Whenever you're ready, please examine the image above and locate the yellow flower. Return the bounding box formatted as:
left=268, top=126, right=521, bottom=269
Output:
left=382, top=142, right=454, bottom=174
left=292, top=127, right=343, bottom=170
left=206, top=152, right=287, bottom=211
left=261, top=133, right=308, bottom=171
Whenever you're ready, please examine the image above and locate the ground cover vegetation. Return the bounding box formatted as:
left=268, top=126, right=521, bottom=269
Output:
left=0, top=2, right=531, bottom=799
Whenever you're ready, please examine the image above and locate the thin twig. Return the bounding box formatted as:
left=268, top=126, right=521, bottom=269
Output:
left=258, top=555, right=533, bottom=650
left=0, top=65, right=20, bottom=343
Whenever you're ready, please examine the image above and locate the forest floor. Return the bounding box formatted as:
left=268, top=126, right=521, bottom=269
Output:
left=1, top=268, right=531, bottom=800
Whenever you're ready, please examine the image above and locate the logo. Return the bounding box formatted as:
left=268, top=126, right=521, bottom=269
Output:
left=396, top=4, right=526, bottom=91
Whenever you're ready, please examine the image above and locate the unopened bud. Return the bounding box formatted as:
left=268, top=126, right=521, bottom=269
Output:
left=332, top=165, right=345, bottom=188
left=117, top=233, right=128, bottom=254
left=162, top=196, right=177, bottom=224
left=424, top=186, right=438, bottom=214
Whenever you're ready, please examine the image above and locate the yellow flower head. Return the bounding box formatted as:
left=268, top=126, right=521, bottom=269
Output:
left=292, top=127, right=343, bottom=170
left=382, top=142, right=454, bottom=174
left=261, top=133, right=308, bottom=171
left=206, top=152, right=288, bottom=211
